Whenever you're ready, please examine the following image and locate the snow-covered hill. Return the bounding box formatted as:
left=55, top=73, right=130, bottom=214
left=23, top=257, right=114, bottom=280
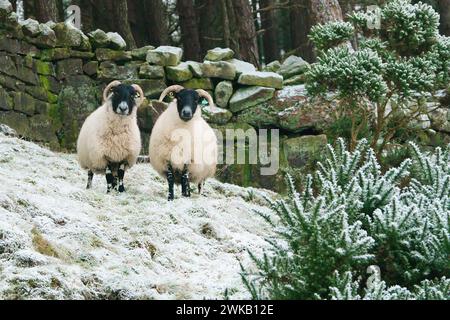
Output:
left=0, top=133, right=275, bottom=300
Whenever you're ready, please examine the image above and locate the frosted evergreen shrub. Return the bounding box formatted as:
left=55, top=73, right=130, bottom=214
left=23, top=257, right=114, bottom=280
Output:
left=241, top=139, right=449, bottom=300
left=306, top=0, right=450, bottom=153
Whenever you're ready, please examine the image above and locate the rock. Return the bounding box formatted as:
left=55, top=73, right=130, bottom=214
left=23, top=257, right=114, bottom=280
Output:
left=263, top=60, right=281, bottom=73
left=95, top=48, right=132, bottom=62
left=38, top=48, right=72, bottom=61
left=165, top=62, right=193, bottom=82
left=202, top=61, right=236, bottom=80
left=56, top=76, right=98, bottom=149
left=52, top=22, right=89, bottom=50
left=69, top=50, right=95, bottom=59
left=12, top=91, right=36, bottom=115
left=0, top=53, right=16, bottom=77
left=235, top=103, right=280, bottom=128
left=180, top=78, right=214, bottom=90
left=276, top=85, right=335, bottom=133
left=123, top=79, right=166, bottom=99
left=25, top=86, right=57, bottom=103
left=146, top=46, right=183, bottom=66
left=34, top=100, right=51, bottom=114
left=278, top=55, right=309, bottom=79
left=87, top=29, right=109, bottom=48
left=38, top=75, right=61, bottom=94
left=83, top=61, right=98, bottom=76
left=186, top=61, right=204, bottom=78
left=0, top=111, right=29, bottom=137
left=238, top=71, right=283, bottom=89
left=98, top=61, right=139, bottom=80
left=205, top=47, right=234, bottom=61
left=229, top=86, right=275, bottom=113
left=0, top=0, right=12, bottom=18
left=0, top=74, right=21, bottom=91
left=56, top=59, right=83, bottom=80
left=139, top=64, right=165, bottom=79
left=28, top=23, right=57, bottom=48
left=283, top=73, right=306, bottom=86
left=14, top=56, right=39, bottom=85
left=0, top=37, right=38, bottom=56
left=283, top=135, right=328, bottom=167
left=106, top=32, right=127, bottom=50
left=20, top=19, right=40, bottom=37
left=29, top=114, right=58, bottom=143
left=226, top=58, right=256, bottom=77
left=131, top=45, right=155, bottom=60
left=429, top=108, right=450, bottom=132
left=214, top=81, right=233, bottom=108
left=0, top=87, right=13, bottom=110
left=0, top=123, right=16, bottom=136
left=202, top=105, right=233, bottom=125
left=35, top=60, right=55, bottom=76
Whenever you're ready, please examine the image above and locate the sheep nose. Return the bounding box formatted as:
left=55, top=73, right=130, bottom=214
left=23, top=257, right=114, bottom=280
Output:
left=118, top=102, right=128, bottom=112
left=181, top=108, right=192, bottom=119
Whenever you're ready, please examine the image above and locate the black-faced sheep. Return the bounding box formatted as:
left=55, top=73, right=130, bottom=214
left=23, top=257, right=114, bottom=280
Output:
left=149, top=85, right=218, bottom=201
left=77, top=80, right=144, bottom=193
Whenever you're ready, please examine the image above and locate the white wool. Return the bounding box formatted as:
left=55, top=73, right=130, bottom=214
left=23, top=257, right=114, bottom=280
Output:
left=149, top=101, right=218, bottom=184
left=77, top=100, right=141, bottom=174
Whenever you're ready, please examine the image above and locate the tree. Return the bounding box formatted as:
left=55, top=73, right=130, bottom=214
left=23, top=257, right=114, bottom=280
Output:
left=289, top=0, right=315, bottom=62
left=437, top=0, right=450, bottom=36
left=177, top=0, right=202, bottom=61
left=308, top=0, right=343, bottom=25
left=259, top=0, right=280, bottom=63
left=33, top=0, right=62, bottom=22
left=110, top=0, right=136, bottom=49
left=232, top=0, right=260, bottom=66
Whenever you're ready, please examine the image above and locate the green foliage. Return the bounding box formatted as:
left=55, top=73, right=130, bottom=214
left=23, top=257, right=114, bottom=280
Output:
left=309, top=22, right=355, bottom=51
left=306, top=0, right=450, bottom=153
left=242, top=139, right=449, bottom=300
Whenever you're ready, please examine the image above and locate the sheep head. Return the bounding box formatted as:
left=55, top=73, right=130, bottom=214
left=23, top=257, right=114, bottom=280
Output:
left=103, top=81, right=145, bottom=116
left=159, top=86, right=216, bottom=122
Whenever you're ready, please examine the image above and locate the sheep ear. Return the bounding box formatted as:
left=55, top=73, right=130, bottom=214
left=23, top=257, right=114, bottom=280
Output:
left=131, top=84, right=145, bottom=107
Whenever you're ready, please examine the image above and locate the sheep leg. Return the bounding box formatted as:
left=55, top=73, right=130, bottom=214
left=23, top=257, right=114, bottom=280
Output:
left=118, top=163, right=126, bottom=193
left=198, top=181, right=204, bottom=195
left=86, top=170, right=94, bottom=189
left=166, top=164, right=175, bottom=201
left=181, top=165, right=191, bottom=197
left=106, top=165, right=115, bottom=193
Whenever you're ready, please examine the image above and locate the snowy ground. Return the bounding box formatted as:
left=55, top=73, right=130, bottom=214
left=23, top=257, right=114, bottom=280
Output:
left=0, top=133, right=276, bottom=300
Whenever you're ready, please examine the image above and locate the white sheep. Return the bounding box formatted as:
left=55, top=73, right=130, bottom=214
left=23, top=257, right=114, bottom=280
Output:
left=77, top=80, right=144, bottom=193
left=149, top=85, right=218, bottom=201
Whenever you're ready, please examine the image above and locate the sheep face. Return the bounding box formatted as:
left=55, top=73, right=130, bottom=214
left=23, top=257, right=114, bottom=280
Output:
left=111, top=84, right=138, bottom=116
left=175, top=89, right=200, bottom=122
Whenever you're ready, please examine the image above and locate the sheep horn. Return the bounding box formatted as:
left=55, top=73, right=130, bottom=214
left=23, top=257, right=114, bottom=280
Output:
left=132, top=84, right=145, bottom=106
left=159, top=85, right=185, bottom=102
left=196, top=89, right=215, bottom=110
left=103, top=80, right=121, bottom=103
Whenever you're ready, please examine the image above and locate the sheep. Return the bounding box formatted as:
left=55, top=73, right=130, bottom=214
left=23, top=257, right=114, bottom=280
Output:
left=77, top=80, right=144, bottom=193
left=149, top=85, right=218, bottom=201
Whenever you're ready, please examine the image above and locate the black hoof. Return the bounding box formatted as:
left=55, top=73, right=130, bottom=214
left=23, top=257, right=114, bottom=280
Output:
left=118, top=185, right=126, bottom=193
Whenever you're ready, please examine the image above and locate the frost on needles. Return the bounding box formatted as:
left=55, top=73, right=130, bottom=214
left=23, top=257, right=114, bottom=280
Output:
left=241, top=138, right=450, bottom=300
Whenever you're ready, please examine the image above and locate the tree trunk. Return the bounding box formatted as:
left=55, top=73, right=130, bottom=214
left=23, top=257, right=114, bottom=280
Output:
left=142, top=0, right=169, bottom=46
left=231, top=0, right=260, bottom=67
left=23, top=0, right=35, bottom=19
left=260, top=0, right=280, bottom=63
left=111, top=0, right=136, bottom=49
left=34, top=0, right=61, bottom=23
left=290, top=0, right=314, bottom=62
left=437, top=0, right=450, bottom=36
left=177, top=0, right=202, bottom=61
left=72, top=0, right=94, bottom=32
left=308, top=0, right=343, bottom=25
left=197, top=0, right=226, bottom=54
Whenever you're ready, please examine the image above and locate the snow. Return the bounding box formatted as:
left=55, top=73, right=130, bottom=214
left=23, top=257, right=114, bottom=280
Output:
left=0, top=134, right=275, bottom=300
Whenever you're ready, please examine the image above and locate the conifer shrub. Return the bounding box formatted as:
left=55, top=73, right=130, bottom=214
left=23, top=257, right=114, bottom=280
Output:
left=241, top=139, right=449, bottom=300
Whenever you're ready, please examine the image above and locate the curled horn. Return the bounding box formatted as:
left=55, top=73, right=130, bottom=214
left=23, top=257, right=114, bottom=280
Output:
left=196, top=89, right=215, bottom=109
left=159, top=85, right=185, bottom=102
left=103, top=80, right=121, bottom=103
left=132, top=84, right=145, bottom=106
